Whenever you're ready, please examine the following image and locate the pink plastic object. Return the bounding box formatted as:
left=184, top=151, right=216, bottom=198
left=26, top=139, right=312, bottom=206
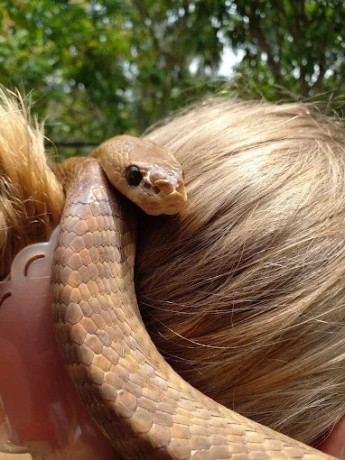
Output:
left=0, top=228, right=118, bottom=459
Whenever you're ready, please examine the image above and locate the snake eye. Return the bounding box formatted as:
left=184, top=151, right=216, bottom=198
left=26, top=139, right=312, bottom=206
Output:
left=126, top=166, right=142, bottom=186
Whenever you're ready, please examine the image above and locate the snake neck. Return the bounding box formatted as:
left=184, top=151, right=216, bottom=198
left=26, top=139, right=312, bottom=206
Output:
left=54, top=157, right=93, bottom=191
left=53, top=156, right=137, bottom=284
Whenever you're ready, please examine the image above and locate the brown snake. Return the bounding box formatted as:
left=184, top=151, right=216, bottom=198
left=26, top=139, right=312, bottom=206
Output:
left=52, top=135, right=334, bottom=459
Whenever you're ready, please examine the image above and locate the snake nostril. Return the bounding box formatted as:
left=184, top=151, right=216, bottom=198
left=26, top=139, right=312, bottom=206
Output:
left=143, top=181, right=160, bottom=195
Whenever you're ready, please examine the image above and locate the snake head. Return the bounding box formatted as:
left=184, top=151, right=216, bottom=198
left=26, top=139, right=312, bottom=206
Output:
left=92, top=135, right=187, bottom=216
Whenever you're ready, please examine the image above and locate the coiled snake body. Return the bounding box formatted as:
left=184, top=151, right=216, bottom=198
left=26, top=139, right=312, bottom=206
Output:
left=52, top=136, right=333, bottom=459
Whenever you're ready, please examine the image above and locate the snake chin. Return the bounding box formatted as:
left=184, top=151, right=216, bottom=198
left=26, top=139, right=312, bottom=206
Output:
left=143, top=207, right=162, bottom=216
left=140, top=191, right=186, bottom=216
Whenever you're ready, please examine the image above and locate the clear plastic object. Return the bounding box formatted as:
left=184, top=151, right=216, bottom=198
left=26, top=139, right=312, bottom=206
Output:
left=0, top=228, right=118, bottom=459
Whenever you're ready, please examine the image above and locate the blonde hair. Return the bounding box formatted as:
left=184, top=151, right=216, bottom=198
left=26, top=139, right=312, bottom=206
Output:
left=1, top=93, right=345, bottom=447
left=0, top=90, right=63, bottom=279
left=137, top=100, right=345, bottom=445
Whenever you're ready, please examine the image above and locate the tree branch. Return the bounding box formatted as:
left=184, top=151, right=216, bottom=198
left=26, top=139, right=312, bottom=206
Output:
left=247, top=4, right=283, bottom=85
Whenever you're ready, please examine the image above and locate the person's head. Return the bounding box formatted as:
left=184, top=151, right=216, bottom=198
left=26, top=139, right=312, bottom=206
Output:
left=136, top=99, right=345, bottom=450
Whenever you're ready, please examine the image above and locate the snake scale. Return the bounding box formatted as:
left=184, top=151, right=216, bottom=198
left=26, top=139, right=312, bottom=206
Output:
left=52, top=136, right=334, bottom=459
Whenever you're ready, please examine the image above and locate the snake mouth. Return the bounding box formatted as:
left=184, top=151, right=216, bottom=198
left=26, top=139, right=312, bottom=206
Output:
left=142, top=205, right=161, bottom=215
left=139, top=188, right=186, bottom=215
left=161, top=191, right=187, bottom=215
left=140, top=195, right=185, bottom=216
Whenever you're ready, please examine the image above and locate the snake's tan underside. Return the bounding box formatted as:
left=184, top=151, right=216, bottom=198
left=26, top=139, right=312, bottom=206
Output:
left=52, top=158, right=334, bottom=459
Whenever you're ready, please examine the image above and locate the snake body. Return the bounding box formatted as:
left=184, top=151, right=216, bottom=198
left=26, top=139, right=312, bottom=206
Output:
left=52, top=136, right=333, bottom=459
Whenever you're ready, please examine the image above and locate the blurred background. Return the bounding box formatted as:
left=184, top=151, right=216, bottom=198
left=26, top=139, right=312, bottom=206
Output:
left=0, top=0, right=344, bottom=159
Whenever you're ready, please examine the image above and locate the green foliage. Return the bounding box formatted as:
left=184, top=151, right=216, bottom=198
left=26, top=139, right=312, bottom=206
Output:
left=225, top=0, right=345, bottom=100
left=0, top=0, right=344, bottom=158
